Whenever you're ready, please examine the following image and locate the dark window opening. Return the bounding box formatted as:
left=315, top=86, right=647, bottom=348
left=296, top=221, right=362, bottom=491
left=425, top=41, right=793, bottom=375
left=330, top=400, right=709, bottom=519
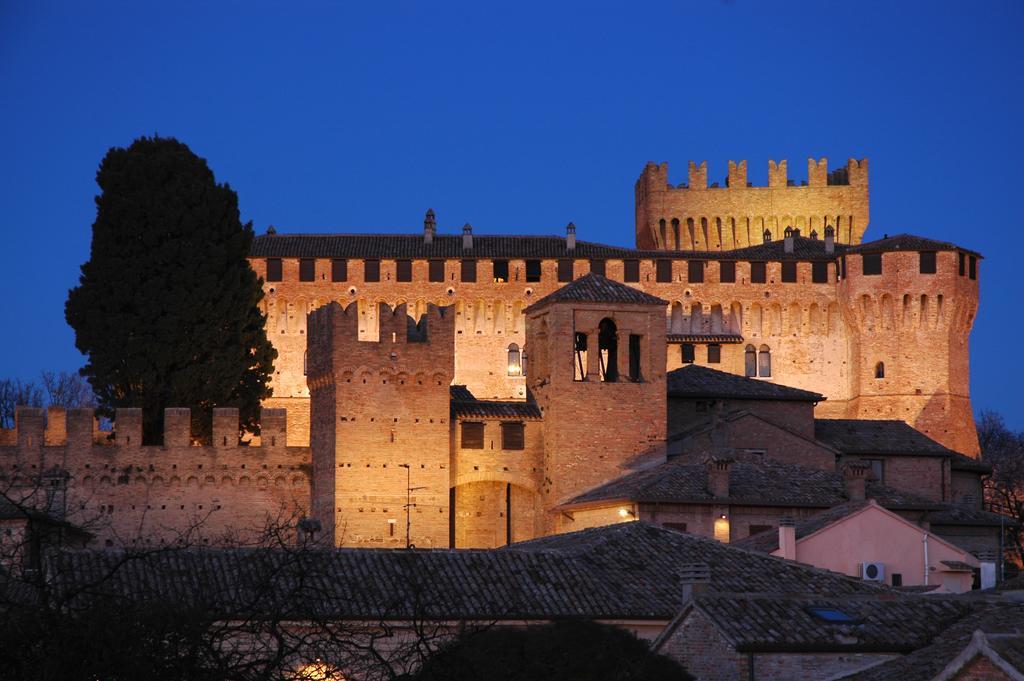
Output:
left=681, top=343, right=695, bottom=364
left=688, top=260, right=704, bottom=283
left=331, top=258, right=348, bottom=282
left=719, top=261, right=736, bottom=283
left=748, top=524, right=773, bottom=537
left=590, top=259, right=606, bottom=277
left=656, top=259, right=672, bottom=282
left=919, top=251, right=937, bottom=274
left=461, top=259, right=477, bottom=282
left=781, top=261, right=797, bottom=283
left=812, top=261, right=829, bottom=283
left=525, top=259, right=542, bottom=282
left=493, top=260, right=509, bottom=283
left=757, top=345, right=771, bottom=377
left=407, top=315, right=428, bottom=343
left=875, top=361, right=885, bottom=379
left=299, top=258, right=315, bottom=282
left=598, top=318, right=619, bottom=382
left=750, top=261, right=767, bottom=284
left=862, top=253, right=882, bottom=276
left=557, top=259, right=573, bottom=282
left=574, top=332, right=588, bottom=381
left=501, top=422, right=525, bottom=450
left=865, top=459, right=884, bottom=482
left=841, top=256, right=848, bottom=279
left=628, top=334, right=642, bottom=381
left=266, top=259, right=282, bottom=282
left=891, top=573, right=903, bottom=587
left=461, top=422, right=484, bottom=449
left=396, top=259, right=413, bottom=282
left=429, top=259, right=445, bottom=282
left=364, top=259, right=381, bottom=282
left=958, top=252, right=966, bottom=276
left=969, top=256, right=977, bottom=280
left=707, top=344, right=721, bottom=364
left=744, top=345, right=757, bottom=377
left=623, top=259, right=640, bottom=282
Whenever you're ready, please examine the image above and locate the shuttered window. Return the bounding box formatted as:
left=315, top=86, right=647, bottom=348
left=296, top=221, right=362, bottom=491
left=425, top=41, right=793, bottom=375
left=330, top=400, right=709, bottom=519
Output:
left=656, top=259, right=672, bottom=282
left=688, top=260, right=704, bottom=283
left=781, top=261, right=797, bottom=282
left=266, top=258, right=283, bottom=282
left=707, top=344, right=721, bottom=363
left=681, top=344, right=695, bottom=364
left=501, top=422, right=525, bottom=450
left=396, top=259, right=413, bottom=282
left=719, top=261, right=736, bottom=283
left=331, top=259, right=348, bottom=282
left=862, top=253, right=882, bottom=275
left=429, top=259, right=445, bottom=282
left=919, top=252, right=936, bottom=274
left=299, top=258, right=315, bottom=282
left=461, top=259, right=477, bottom=282
left=750, top=261, right=767, bottom=284
left=461, top=422, right=484, bottom=449
left=493, top=260, right=510, bottom=283
left=364, top=259, right=381, bottom=282
left=812, top=261, right=828, bottom=283
left=525, top=259, right=542, bottom=282
left=623, top=259, right=640, bottom=282
left=590, top=259, right=606, bottom=277
left=557, top=259, right=573, bottom=282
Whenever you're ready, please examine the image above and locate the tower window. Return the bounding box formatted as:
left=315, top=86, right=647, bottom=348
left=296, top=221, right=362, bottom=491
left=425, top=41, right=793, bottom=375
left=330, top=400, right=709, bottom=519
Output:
left=574, top=332, right=588, bottom=381
left=812, top=261, right=828, bottom=283
left=919, top=251, right=937, bottom=274
left=841, top=256, right=848, bottom=279
left=501, top=422, right=525, bottom=451
left=303, top=351, right=308, bottom=376
left=862, top=253, right=882, bottom=275
left=364, top=259, right=381, bottom=282
left=758, top=345, right=772, bottom=377
left=507, top=343, right=522, bottom=376
left=266, top=259, right=282, bottom=282
left=557, top=259, right=573, bottom=283
left=688, top=260, right=704, bottom=283
left=525, top=259, right=542, bottom=282
left=875, top=361, right=885, bottom=379
left=628, top=334, right=642, bottom=382
left=590, top=259, right=606, bottom=277
left=969, top=256, right=977, bottom=280
left=460, top=422, right=484, bottom=449
left=429, top=259, right=445, bottom=282
left=598, top=318, right=619, bottom=382
left=750, top=261, right=767, bottom=284
left=781, top=261, right=797, bottom=283
left=707, top=344, right=721, bottom=364
left=744, top=345, right=757, bottom=377
left=656, top=259, right=672, bottom=283
left=681, top=343, right=695, bottom=364
left=461, top=259, right=477, bottom=283
left=493, top=260, right=509, bottom=283
left=299, top=258, right=315, bottom=282
left=396, top=259, right=413, bottom=282
left=719, top=261, right=736, bottom=283
left=623, top=260, right=640, bottom=282
left=331, top=258, right=348, bottom=282
left=959, top=252, right=966, bottom=276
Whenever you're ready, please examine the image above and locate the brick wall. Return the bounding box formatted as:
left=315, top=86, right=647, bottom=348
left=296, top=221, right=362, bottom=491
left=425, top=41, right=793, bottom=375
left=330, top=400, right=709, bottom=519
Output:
left=657, top=608, right=743, bottom=681
left=953, top=653, right=1017, bottom=680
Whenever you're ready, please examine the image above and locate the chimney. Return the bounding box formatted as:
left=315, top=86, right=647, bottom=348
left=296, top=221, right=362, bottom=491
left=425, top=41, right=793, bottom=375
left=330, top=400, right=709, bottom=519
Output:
left=824, top=225, right=835, bottom=254
left=423, top=208, right=436, bottom=245
left=679, top=562, right=711, bottom=603
left=843, top=461, right=869, bottom=501
left=462, top=223, right=473, bottom=250
left=784, top=226, right=794, bottom=254
left=566, top=222, right=576, bottom=251
left=778, top=517, right=796, bottom=560
left=705, top=456, right=733, bottom=499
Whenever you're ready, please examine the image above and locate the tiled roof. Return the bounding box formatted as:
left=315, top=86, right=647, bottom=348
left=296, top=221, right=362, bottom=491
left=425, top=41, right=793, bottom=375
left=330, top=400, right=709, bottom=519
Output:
left=688, top=594, right=971, bottom=653
left=844, top=233, right=981, bottom=258
left=523, top=272, right=668, bottom=312
left=43, top=522, right=883, bottom=621
left=667, top=365, right=825, bottom=402
left=923, top=504, right=1015, bottom=528
left=667, top=333, right=744, bottom=344
left=732, top=500, right=872, bottom=553
left=836, top=603, right=1024, bottom=680
left=940, top=560, right=975, bottom=572
left=722, top=235, right=847, bottom=261
left=815, top=419, right=964, bottom=457
left=950, top=451, right=992, bottom=473
left=449, top=385, right=542, bottom=421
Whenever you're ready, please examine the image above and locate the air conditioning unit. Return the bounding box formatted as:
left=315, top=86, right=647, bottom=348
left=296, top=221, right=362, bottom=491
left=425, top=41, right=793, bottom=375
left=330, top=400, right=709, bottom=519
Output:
left=861, top=562, right=886, bottom=582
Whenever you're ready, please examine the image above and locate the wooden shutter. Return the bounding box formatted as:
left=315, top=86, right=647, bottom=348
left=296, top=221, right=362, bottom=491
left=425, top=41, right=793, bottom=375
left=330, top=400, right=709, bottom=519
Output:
left=501, top=422, right=525, bottom=450
left=461, top=422, right=484, bottom=449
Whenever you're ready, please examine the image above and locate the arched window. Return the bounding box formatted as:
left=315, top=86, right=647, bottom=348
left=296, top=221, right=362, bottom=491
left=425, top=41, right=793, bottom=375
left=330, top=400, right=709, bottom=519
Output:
left=758, top=345, right=772, bottom=377
left=598, top=318, right=618, bottom=382
left=303, top=350, right=308, bottom=376
left=573, top=332, right=588, bottom=381
left=875, top=361, right=885, bottom=379
left=744, top=345, right=757, bottom=377
left=507, top=343, right=522, bottom=376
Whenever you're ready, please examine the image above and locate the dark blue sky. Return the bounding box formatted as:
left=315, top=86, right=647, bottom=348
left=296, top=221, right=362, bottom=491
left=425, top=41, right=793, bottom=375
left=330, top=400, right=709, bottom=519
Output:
left=2, top=1, right=1021, bottom=426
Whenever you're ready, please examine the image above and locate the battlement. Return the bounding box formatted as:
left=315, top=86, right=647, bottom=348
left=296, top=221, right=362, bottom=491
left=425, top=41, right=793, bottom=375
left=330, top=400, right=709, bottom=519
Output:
left=640, top=158, right=869, bottom=191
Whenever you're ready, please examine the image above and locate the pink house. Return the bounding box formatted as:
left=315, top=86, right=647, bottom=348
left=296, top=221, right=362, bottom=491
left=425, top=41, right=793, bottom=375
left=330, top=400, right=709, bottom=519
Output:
left=735, top=499, right=979, bottom=593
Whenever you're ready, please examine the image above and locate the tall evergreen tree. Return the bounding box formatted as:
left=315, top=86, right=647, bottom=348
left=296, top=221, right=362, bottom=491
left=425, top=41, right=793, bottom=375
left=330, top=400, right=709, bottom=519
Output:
left=66, top=136, right=276, bottom=443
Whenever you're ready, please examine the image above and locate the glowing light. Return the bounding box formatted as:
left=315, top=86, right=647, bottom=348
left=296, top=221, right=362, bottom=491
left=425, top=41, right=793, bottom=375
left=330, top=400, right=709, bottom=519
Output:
left=618, top=507, right=635, bottom=519
left=293, top=661, right=344, bottom=681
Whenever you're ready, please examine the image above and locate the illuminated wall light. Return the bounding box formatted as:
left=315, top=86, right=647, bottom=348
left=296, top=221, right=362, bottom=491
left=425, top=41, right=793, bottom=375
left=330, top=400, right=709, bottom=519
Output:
left=713, top=513, right=730, bottom=543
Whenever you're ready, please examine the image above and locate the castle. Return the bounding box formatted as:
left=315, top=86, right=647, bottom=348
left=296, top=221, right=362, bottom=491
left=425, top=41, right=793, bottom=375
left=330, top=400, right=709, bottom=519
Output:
left=0, top=157, right=990, bottom=557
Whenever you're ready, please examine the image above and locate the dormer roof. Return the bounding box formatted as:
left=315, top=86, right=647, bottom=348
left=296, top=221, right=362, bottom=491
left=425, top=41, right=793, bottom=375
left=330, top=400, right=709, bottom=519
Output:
left=523, top=272, right=668, bottom=313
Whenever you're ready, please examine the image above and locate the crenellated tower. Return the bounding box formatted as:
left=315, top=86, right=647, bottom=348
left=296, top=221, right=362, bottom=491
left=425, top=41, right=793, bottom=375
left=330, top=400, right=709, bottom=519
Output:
left=307, top=301, right=455, bottom=547
left=635, top=157, right=870, bottom=251
left=837, top=238, right=981, bottom=455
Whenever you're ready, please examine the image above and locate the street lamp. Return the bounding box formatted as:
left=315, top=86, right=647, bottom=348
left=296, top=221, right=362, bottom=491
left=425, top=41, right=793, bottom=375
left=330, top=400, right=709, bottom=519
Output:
left=398, top=464, right=426, bottom=549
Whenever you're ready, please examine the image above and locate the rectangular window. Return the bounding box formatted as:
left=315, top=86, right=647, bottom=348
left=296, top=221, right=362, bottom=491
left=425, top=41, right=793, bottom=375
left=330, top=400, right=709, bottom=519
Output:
left=958, top=252, right=966, bottom=276
left=396, top=259, right=413, bottom=282
left=969, top=256, right=977, bottom=280
left=429, top=259, right=445, bottom=282
left=744, top=348, right=757, bottom=377
left=656, top=259, right=672, bottom=282
left=590, top=259, right=606, bottom=277
left=812, top=261, right=828, bottom=283
left=781, top=261, right=797, bottom=283
left=525, top=259, right=542, bottom=283
left=501, top=422, right=525, bottom=450
left=331, top=258, right=348, bottom=282
left=719, top=261, right=736, bottom=283
left=707, top=344, right=721, bottom=364
left=748, top=524, right=773, bottom=537
left=364, top=259, right=381, bottom=282
left=865, top=458, right=884, bottom=482
left=891, top=573, right=903, bottom=587
left=623, top=259, right=640, bottom=282
left=862, top=253, right=882, bottom=275
left=628, top=334, right=642, bottom=381
left=493, top=260, right=510, bottom=283
left=688, top=260, right=704, bottom=283
left=461, top=259, right=477, bottom=283
left=919, top=251, right=937, bottom=274
left=841, top=256, right=848, bottom=279
left=461, top=422, right=484, bottom=449
left=681, top=343, right=695, bottom=364
left=750, top=261, right=767, bottom=284
left=299, top=258, right=315, bottom=282
left=557, top=259, right=573, bottom=282
left=266, top=259, right=282, bottom=282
